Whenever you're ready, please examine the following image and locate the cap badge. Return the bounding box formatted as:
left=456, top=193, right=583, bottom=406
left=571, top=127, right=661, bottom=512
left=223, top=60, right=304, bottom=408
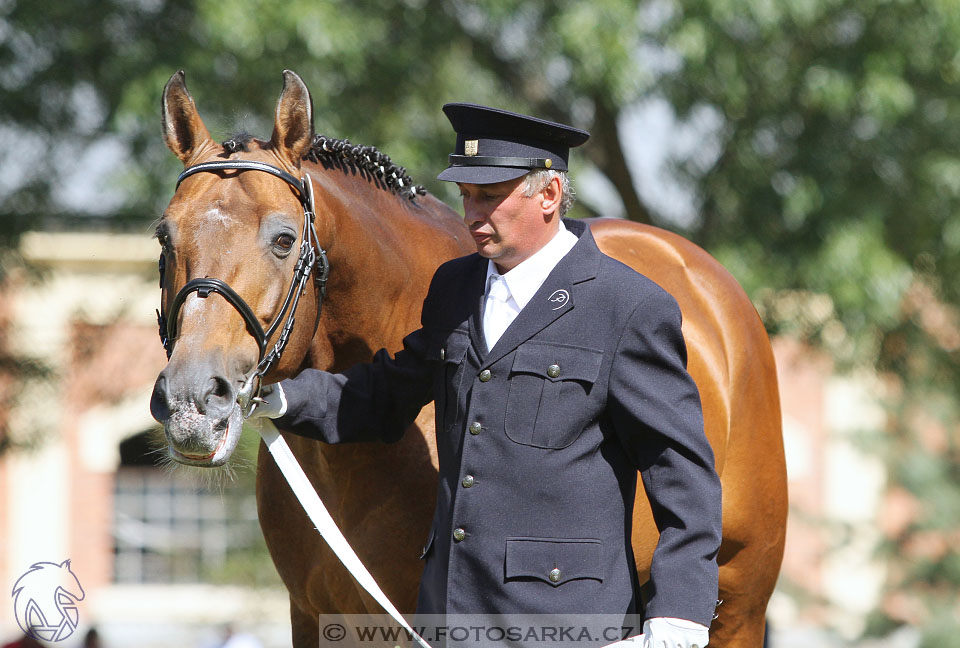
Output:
left=464, top=140, right=479, bottom=156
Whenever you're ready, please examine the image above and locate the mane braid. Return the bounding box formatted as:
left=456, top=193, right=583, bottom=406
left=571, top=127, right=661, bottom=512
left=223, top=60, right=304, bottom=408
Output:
left=306, top=134, right=427, bottom=201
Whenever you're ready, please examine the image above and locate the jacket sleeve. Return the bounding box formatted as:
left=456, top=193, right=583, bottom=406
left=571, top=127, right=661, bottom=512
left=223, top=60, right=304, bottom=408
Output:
left=607, top=290, right=722, bottom=627
left=272, top=325, right=435, bottom=444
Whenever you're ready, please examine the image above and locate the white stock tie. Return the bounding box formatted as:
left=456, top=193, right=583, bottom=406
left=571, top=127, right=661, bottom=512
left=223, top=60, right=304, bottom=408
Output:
left=483, top=273, right=518, bottom=350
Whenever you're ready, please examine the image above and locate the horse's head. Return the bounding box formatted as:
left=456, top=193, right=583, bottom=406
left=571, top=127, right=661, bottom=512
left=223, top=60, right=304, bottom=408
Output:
left=150, top=70, right=324, bottom=466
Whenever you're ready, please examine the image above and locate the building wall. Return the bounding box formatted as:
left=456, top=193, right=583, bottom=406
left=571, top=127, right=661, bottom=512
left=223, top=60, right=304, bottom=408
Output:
left=0, top=232, right=288, bottom=647
left=770, top=338, right=888, bottom=642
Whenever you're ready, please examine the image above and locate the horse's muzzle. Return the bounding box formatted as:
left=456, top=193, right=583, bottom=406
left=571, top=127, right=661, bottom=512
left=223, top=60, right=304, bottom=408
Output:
left=150, top=365, right=244, bottom=466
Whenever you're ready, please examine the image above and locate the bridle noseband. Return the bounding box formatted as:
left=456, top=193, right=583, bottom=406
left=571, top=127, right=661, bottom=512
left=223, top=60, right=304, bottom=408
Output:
left=156, top=160, right=331, bottom=415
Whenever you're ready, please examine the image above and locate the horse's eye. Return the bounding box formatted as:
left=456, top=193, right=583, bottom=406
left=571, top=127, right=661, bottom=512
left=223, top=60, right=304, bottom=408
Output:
left=274, top=233, right=296, bottom=252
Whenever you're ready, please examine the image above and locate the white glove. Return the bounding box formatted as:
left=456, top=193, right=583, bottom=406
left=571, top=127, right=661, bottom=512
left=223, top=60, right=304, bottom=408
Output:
left=642, top=617, right=709, bottom=648
left=246, top=382, right=287, bottom=419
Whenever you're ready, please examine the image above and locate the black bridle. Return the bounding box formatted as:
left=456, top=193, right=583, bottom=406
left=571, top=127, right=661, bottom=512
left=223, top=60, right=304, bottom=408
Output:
left=156, top=160, right=330, bottom=414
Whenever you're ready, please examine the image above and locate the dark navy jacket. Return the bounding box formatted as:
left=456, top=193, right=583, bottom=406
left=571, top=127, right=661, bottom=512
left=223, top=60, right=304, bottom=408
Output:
left=276, top=219, right=722, bottom=629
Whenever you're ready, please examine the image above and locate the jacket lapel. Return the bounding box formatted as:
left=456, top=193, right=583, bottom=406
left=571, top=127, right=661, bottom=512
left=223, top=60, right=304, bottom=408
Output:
left=466, top=255, right=490, bottom=356
left=481, top=221, right=601, bottom=368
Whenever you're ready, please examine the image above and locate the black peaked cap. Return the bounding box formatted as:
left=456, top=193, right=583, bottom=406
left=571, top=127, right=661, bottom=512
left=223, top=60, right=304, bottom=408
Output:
left=438, top=103, right=590, bottom=184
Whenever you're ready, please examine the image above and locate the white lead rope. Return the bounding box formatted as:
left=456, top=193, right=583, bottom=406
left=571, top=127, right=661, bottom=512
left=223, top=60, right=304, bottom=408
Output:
left=255, top=420, right=433, bottom=648
left=255, top=419, right=644, bottom=648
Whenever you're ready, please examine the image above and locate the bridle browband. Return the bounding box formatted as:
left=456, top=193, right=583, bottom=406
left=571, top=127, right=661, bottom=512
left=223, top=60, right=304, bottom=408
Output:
left=156, top=159, right=330, bottom=415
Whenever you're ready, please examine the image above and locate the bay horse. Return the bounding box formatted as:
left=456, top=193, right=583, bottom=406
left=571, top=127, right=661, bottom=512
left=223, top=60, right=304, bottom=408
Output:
left=149, top=70, right=786, bottom=648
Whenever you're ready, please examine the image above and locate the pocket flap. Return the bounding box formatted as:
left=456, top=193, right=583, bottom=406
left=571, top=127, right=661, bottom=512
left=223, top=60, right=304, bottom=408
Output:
left=511, top=342, right=603, bottom=383
left=504, top=537, right=603, bottom=586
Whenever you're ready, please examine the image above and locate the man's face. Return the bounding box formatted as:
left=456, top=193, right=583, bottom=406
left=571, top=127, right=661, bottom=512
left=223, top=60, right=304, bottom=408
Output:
left=458, top=177, right=558, bottom=273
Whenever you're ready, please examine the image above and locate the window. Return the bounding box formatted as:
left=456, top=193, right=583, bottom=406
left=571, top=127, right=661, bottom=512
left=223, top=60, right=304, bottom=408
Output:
left=112, top=431, right=262, bottom=584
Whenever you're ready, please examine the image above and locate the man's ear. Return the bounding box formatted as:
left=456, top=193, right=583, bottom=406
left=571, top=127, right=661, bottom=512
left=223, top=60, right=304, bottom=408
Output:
left=540, top=175, right=563, bottom=218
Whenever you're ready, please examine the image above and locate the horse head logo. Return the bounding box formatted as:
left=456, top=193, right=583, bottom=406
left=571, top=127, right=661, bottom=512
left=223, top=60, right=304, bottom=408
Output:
left=11, top=560, right=85, bottom=642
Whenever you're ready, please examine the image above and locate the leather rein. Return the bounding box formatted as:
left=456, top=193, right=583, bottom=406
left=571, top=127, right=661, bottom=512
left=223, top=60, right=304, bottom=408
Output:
left=156, top=160, right=330, bottom=415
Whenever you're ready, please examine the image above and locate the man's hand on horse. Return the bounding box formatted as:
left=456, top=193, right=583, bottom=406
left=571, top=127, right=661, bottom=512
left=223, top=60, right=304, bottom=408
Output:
left=642, top=617, right=709, bottom=648
left=247, top=382, right=287, bottom=420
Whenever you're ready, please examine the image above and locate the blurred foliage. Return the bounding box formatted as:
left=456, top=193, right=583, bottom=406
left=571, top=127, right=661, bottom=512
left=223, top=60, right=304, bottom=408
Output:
left=650, top=2, right=960, bottom=643
left=1, top=0, right=959, bottom=642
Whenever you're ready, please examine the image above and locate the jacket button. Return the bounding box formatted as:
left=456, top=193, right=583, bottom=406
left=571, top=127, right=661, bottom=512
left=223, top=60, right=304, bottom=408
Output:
left=440, top=347, right=445, bottom=360
left=453, top=528, right=466, bottom=542
left=479, top=369, right=492, bottom=382
left=462, top=475, right=475, bottom=488
left=469, top=422, right=482, bottom=435
left=549, top=568, right=561, bottom=583
left=547, top=364, right=561, bottom=378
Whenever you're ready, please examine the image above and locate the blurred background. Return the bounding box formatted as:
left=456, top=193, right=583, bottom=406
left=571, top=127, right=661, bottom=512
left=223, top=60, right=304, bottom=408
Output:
left=0, top=0, right=958, bottom=646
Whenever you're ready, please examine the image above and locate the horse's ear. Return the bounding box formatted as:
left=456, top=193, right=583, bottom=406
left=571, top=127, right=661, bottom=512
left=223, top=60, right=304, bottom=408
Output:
left=271, top=70, right=314, bottom=167
left=161, top=70, right=213, bottom=164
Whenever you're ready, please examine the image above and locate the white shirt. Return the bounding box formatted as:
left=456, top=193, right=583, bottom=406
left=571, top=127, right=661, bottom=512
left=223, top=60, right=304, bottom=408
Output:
left=482, top=221, right=578, bottom=349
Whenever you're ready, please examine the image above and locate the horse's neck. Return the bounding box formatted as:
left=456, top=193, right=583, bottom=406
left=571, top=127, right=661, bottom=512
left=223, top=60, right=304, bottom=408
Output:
left=307, top=165, right=468, bottom=371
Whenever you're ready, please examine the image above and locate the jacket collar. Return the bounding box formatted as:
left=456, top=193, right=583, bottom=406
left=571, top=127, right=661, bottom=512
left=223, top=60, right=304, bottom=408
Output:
left=467, top=218, right=601, bottom=364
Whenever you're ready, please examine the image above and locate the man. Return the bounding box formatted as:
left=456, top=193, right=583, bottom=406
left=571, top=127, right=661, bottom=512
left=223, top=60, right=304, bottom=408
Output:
left=253, top=104, right=721, bottom=648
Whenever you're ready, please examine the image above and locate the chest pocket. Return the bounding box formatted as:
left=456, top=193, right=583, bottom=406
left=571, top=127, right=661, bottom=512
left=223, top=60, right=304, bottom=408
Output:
left=428, top=328, right=471, bottom=433
left=504, top=341, right=603, bottom=448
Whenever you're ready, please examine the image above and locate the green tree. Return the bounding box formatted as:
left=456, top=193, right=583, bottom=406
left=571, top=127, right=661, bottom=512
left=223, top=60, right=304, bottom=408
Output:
left=650, top=3, right=960, bottom=645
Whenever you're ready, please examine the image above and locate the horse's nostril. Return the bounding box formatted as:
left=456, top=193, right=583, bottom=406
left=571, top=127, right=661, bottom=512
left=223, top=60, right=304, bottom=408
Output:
left=199, top=375, right=235, bottom=417
left=150, top=375, right=171, bottom=422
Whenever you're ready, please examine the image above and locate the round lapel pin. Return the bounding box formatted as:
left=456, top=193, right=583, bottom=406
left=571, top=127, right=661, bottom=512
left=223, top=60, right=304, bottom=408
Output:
left=547, top=289, right=569, bottom=310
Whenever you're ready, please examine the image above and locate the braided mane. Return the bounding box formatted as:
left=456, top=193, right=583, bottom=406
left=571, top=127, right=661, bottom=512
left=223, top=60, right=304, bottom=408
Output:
left=221, top=133, right=427, bottom=201
left=306, top=135, right=427, bottom=201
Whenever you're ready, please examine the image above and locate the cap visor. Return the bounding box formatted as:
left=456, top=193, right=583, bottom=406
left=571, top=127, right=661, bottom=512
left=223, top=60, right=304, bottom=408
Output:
left=437, top=165, right=529, bottom=184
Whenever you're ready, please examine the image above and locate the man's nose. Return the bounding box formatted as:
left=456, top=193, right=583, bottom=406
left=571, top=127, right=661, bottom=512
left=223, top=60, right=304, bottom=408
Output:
left=462, top=202, right=484, bottom=224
